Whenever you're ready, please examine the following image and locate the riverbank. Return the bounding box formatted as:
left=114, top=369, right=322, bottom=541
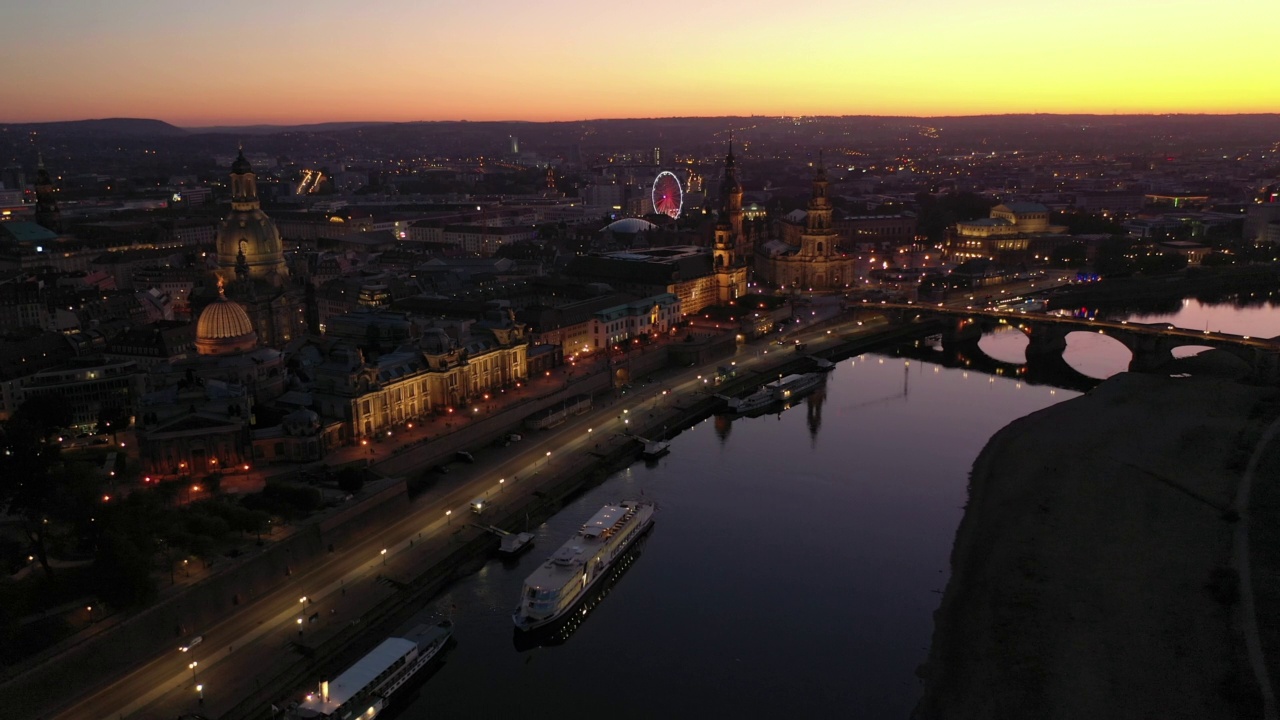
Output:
left=914, top=372, right=1280, bottom=718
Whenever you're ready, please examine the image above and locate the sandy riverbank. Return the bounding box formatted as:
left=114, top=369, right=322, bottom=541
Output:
left=914, top=372, right=1279, bottom=719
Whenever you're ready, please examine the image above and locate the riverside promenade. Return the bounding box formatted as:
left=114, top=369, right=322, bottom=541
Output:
left=29, top=307, right=914, bottom=720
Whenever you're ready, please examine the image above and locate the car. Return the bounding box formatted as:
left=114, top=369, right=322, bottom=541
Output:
left=179, top=635, right=203, bottom=653
left=507, top=434, right=522, bottom=443
left=470, top=498, right=486, bottom=514
left=455, top=451, right=475, bottom=464
left=433, top=464, right=451, bottom=475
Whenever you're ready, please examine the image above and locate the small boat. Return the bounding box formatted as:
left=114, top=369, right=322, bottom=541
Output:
left=499, top=532, right=535, bottom=556
left=639, top=438, right=670, bottom=459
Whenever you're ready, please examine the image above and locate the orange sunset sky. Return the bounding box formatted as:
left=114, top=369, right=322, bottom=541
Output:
left=3, top=0, right=1275, bottom=126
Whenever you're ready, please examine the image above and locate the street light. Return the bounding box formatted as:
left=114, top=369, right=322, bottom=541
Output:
left=196, top=684, right=204, bottom=706
left=188, top=660, right=199, bottom=681
left=445, top=509, right=452, bottom=524
left=498, top=478, right=505, bottom=492
left=380, top=548, right=387, bottom=564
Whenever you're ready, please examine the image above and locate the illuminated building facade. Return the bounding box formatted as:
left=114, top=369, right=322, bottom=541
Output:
left=755, top=159, right=857, bottom=292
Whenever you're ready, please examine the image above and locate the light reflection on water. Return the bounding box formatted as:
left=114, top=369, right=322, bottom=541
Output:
left=387, top=299, right=1276, bottom=719
left=977, top=299, right=1277, bottom=380
left=394, top=355, right=1070, bottom=719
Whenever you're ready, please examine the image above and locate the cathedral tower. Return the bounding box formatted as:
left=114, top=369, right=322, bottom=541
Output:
left=798, top=154, right=837, bottom=259
left=714, top=137, right=748, bottom=302
left=723, top=136, right=744, bottom=242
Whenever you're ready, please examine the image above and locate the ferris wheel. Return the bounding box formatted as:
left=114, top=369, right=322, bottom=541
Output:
left=651, top=171, right=684, bottom=219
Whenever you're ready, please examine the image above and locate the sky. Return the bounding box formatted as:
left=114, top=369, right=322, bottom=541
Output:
left=3, top=0, right=1276, bottom=126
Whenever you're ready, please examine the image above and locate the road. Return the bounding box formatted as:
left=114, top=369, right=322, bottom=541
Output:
left=51, top=305, right=875, bottom=720
left=46, top=289, right=929, bottom=720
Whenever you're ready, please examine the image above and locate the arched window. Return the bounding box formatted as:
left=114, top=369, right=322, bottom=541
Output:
left=816, top=242, right=824, bottom=254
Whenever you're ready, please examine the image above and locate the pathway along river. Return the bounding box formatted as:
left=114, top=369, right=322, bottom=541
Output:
left=380, top=297, right=1279, bottom=719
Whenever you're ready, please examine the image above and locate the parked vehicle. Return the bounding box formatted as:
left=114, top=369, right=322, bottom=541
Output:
left=456, top=451, right=475, bottom=464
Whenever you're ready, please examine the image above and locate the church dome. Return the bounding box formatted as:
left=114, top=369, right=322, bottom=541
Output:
left=604, top=217, right=658, bottom=234
left=216, top=145, right=289, bottom=282
left=196, top=296, right=258, bottom=355
left=216, top=210, right=287, bottom=281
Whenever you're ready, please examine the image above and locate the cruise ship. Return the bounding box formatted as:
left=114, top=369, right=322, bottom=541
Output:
left=291, top=620, right=453, bottom=719
left=513, top=499, right=656, bottom=632
left=512, top=530, right=652, bottom=652
left=724, top=372, right=825, bottom=414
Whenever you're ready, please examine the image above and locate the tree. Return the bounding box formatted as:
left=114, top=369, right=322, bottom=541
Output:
left=13, top=397, right=72, bottom=440
left=92, top=531, right=156, bottom=608
left=337, top=467, right=364, bottom=495
left=95, top=402, right=129, bottom=438
left=0, top=416, right=67, bottom=579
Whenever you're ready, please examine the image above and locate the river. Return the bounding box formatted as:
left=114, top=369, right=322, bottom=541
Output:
left=387, top=296, right=1276, bottom=719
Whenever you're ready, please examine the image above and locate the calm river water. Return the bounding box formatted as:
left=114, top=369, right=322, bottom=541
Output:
left=390, top=297, right=1277, bottom=719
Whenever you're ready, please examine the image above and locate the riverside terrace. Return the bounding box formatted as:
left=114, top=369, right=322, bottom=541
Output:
left=871, top=302, right=1280, bottom=383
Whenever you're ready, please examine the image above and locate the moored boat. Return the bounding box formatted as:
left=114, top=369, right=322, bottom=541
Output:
left=640, top=438, right=670, bottom=459
left=498, top=531, right=535, bottom=556
left=290, top=620, right=453, bottom=719
left=724, top=372, right=826, bottom=414
left=513, top=500, right=656, bottom=632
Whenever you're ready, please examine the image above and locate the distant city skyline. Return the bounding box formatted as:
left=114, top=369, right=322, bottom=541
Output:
left=2, top=0, right=1275, bottom=125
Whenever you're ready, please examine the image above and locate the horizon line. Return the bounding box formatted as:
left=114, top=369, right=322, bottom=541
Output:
left=4, top=111, right=1280, bottom=129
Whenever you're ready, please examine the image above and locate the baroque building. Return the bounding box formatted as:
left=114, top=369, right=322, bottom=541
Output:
left=755, top=157, right=856, bottom=292
left=136, top=290, right=287, bottom=476
left=192, top=148, right=307, bottom=348
left=946, top=202, right=1066, bottom=264
left=300, top=308, right=529, bottom=442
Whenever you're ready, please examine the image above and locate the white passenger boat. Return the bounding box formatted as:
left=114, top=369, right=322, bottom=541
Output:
left=725, top=372, right=826, bottom=414
left=769, top=372, right=824, bottom=401
left=724, top=385, right=774, bottom=414
left=291, top=620, right=453, bottom=719
left=513, top=500, right=656, bottom=632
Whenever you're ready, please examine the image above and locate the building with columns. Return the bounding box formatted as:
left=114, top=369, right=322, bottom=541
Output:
left=136, top=291, right=287, bottom=476
left=755, top=159, right=857, bottom=292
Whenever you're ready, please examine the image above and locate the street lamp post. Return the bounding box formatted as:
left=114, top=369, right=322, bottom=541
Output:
left=296, top=617, right=303, bottom=638
left=380, top=548, right=387, bottom=565
left=196, top=684, right=204, bottom=707
left=188, top=660, right=198, bottom=682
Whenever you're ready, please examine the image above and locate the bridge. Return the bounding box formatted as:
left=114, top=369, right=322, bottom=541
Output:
left=863, top=301, right=1280, bottom=384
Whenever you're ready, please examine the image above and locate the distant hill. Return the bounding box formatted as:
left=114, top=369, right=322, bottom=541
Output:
left=185, top=121, right=394, bottom=135
left=0, top=118, right=187, bottom=137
